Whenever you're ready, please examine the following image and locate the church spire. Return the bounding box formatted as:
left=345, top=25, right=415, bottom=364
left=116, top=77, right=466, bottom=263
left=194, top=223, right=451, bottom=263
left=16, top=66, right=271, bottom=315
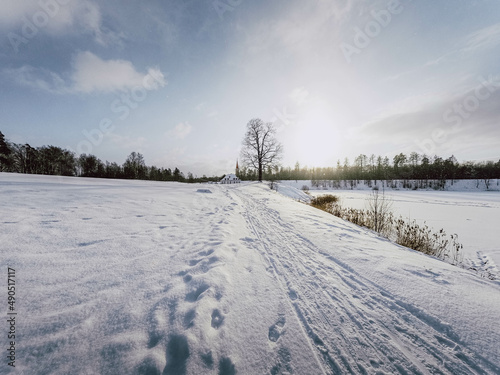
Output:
left=236, top=159, right=239, bottom=175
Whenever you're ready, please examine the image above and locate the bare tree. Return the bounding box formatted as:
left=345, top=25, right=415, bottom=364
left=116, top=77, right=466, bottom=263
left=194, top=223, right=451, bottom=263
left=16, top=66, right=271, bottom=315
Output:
left=366, top=189, right=393, bottom=236
left=241, top=118, right=283, bottom=182
left=123, top=152, right=146, bottom=179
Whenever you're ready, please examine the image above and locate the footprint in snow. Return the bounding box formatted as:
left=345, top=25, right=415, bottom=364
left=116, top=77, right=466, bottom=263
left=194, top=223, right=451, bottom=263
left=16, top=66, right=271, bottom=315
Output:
left=198, top=249, right=215, bottom=257
left=198, top=257, right=221, bottom=274
left=271, top=347, right=293, bottom=375
left=78, top=240, right=104, bottom=247
left=163, top=335, right=190, bottom=375
left=211, top=309, right=224, bottom=329
left=189, top=258, right=202, bottom=266
left=136, top=356, right=162, bottom=375
left=200, top=351, right=214, bottom=369
left=184, top=309, right=196, bottom=329
left=146, top=298, right=178, bottom=348
left=218, top=357, right=236, bottom=375
left=268, top=316, right=286, bottom=343
left=207, top=256, right=219, bottom=264
left=185, top=284, right=210, bottom=302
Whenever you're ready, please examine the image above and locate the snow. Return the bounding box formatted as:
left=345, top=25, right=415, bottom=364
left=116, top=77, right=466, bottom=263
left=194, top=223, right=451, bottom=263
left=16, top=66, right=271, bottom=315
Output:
left=280, top=180, right=500, bottom=277
left=281, top=188, right=499, bottom=279
left=274, top=182, right=311, bottom=202
left=196, top=189, right=213, bottom=193
left=1, top=173, right=500, bottom=374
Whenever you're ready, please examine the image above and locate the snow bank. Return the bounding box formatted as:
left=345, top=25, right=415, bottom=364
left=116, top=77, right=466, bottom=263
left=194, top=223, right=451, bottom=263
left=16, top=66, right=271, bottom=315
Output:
left=274, top=182, right=311, bottom=202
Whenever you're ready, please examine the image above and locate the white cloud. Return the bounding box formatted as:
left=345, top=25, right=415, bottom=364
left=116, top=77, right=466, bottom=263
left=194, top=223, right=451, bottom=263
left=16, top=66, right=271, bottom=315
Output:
left=71, top=51, right=166, bottom=93
left=0, top=1, right=39, bottom=26
left=242, top=0, right=378, bottom=57
left=4, top=51, right=166, bottom=94
left=0, top=0, right=121, bottom=47
left=426, top=23, right=500, bottom=67
left=350, top=80, right=500, bottom=154
left=423, top=54, right=449, bottom=68
left=461, top=23, right=500, bottom=53
left=167, top=122, right=193, bottom=140
left=4, top=65, right=69, bottom=93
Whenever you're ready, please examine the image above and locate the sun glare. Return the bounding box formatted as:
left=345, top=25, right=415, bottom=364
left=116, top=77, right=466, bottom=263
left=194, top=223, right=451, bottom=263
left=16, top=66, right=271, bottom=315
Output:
left=289, top=103, right=342, bottom=167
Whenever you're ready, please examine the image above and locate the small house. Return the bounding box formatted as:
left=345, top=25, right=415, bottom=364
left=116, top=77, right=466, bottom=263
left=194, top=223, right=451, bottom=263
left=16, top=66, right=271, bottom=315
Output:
left=220, top=173, right=240, bottom=184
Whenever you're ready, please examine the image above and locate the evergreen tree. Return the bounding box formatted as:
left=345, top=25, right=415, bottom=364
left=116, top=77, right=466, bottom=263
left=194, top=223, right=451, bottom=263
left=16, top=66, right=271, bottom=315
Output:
left=0, top=131, right=13, bottom=171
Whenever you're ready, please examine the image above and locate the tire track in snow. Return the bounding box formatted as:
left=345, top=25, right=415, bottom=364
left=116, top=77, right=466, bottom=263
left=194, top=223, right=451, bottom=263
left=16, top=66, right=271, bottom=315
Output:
left=233, top=186, right=500, bottom=375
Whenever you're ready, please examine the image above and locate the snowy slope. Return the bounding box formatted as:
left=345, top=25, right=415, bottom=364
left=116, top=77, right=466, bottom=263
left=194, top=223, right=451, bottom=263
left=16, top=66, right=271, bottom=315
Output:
left=274, top=183, right=311, bottom=202
left=300, top=189, right=500, bottom=277
left=1, top=173, right=500, bottom=374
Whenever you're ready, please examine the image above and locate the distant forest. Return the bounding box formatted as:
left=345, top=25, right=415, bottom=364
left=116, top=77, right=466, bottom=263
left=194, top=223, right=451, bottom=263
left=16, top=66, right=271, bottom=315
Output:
left=0, top=131, right=201, bottom=182
left=246, top=153, right=500, bottom=184
left=1, top=131, right=499, bottom=183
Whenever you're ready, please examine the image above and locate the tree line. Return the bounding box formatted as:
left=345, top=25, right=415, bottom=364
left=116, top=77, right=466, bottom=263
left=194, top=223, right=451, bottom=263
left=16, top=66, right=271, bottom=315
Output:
left=0, top=131, right=209, bottom=182
left=237, top=119, right=499, bottom=184
left=1, top=130, right=499, bottom=184
left=238, top=152, right=500, bottom=183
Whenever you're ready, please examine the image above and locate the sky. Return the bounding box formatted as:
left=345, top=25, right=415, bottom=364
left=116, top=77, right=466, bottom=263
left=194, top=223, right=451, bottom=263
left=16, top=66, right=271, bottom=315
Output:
left=1, top=0, right=500, bottom=176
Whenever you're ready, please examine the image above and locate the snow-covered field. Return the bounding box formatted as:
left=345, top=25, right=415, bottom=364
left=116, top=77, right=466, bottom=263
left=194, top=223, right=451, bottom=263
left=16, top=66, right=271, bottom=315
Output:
left=2, top=173, right=500, bottom=374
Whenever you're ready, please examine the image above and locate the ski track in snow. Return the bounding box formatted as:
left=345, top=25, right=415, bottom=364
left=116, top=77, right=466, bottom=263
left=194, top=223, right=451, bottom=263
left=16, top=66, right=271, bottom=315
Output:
left=1, top=174, right=500, bottom=374
left=231, top=186, right=500, bottom=375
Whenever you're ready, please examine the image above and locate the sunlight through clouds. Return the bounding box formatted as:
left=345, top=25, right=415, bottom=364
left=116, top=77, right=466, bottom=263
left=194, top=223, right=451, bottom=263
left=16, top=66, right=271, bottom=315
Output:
left=1, top=0, right=499, bottom=175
